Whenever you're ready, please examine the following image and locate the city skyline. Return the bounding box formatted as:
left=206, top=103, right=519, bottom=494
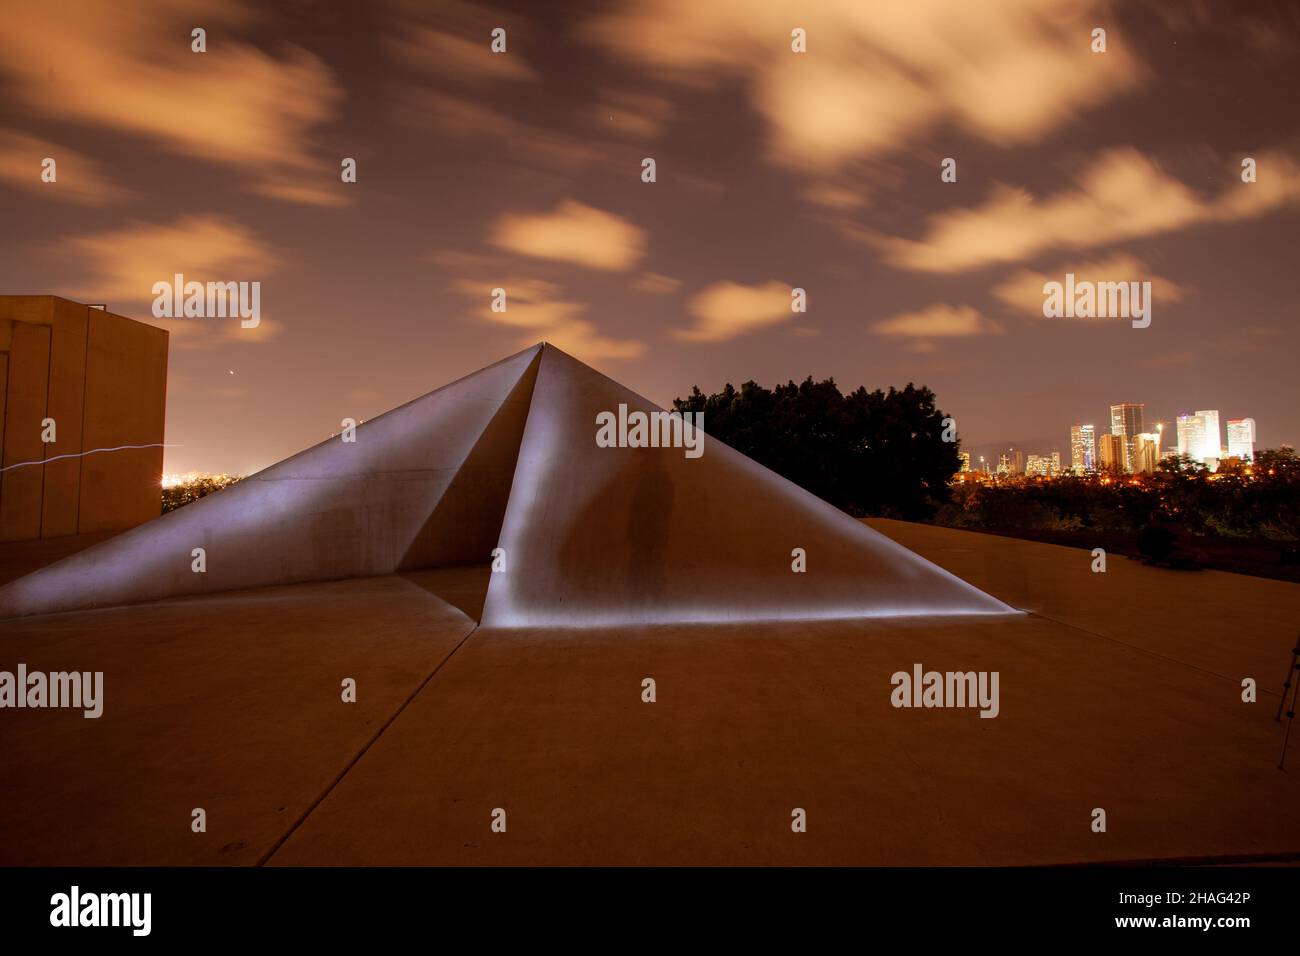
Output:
left=157, top=391, right=1270, bottom=481
left=971, top=396, right=1263, bottom=478
left=2, top=1, right=1299, bottom=475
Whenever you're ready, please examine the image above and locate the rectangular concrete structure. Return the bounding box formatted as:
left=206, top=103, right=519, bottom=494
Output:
left=0, top=296, right=168, bottom=541
left=0, top=319, right=51, bottom=541
left=41, top=299, right=89, bottom=538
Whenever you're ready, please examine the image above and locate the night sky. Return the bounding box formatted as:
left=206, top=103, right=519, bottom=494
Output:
left=2, top=0, right=1298, bottom=475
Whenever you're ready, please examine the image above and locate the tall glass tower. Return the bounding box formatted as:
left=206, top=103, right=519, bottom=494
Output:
left=1109, top=403, right=1144, bottom=473
left=1196, top=410, right=1221, bottom=462
left=1070, top=424, right=1096, bottom=473
left=1177, top=412, right=1207, bottom=462
left=1227, top=418, right=1256, bottom=460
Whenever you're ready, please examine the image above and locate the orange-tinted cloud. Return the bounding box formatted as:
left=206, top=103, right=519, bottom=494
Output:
left=58, top=215, right=281, bottom=349
left=800, top=181, right=870, bottom=211
left=870, top=304, right=1001, bottom=351
left=583, top=0, right=1140, bottom=174
left=489, top=200, right=646, bottom=271
left=451, top=276, right=645, bottom=361
left=674, top=280, right=794, bottom=343
left=0, top=1, right=345, bottom=206
left=0, top=130, right=131, bottom=205
left=876, top=149, right=1300, bottom=273
left=992, top=254, right=1187, bottom=316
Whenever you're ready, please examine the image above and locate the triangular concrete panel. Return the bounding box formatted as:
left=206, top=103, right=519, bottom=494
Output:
left=396, top=352, right=539, bottom=570
left=480, top=345, right=1015, bottom=626
left=0, top=345, right=541, bottom=618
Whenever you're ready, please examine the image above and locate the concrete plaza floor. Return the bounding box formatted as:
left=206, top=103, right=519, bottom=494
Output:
left=2, top=521, right=1298, bottom=865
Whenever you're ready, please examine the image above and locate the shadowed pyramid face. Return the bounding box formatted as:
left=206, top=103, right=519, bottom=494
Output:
left=0, top=345, right=543, bottom=619
left=0, top=344, right=1015, bottom=623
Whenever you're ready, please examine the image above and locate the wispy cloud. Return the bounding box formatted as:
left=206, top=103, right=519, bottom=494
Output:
left=674, top=279, right=794, bottom=343
left=406, top=91, right=605, bottom=170
left=386, top=0, right=539, bottom=85
left=583, top=0, right=1140, bottom=177
left=488, top=199, right=646, bottom=271
left=385, top=0, right=601, bottom=181
left=0, top=130, right=131, bottom=205
left=58, top=215, right=281, bottom=349
left=390, top=30, right=538, bottom=83
left=870, top=303, right=1001, bottom=353
left=0, top=0, right=345, bottom=206
left=992, top=254, right=1187, bottom=316
left=874, top=149, right=1300, bottom=273
left=800, top=181, right=870, bottom=211
left=451, top=276, right=644, bottom=362
left=631, top=272, right=683, bottom=295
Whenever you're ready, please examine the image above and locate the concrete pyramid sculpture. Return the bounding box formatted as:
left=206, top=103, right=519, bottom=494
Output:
left=0, top=343, right=1014, bottom=621
left=480, top=346, right=1012, bottom=625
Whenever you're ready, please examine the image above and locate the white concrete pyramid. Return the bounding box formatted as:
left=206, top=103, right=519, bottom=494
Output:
left=479, top=345, right=1013, bottom=625
left=0, top=344, right=1014, bottom=621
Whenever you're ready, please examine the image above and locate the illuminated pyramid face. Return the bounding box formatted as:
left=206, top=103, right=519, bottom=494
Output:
left=0, top=344, right=1014, bottom=622
left=481, top=346, right=1014, bottom=625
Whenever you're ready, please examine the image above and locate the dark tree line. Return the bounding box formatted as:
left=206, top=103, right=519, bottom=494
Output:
left=673, top=376, right=959, bottom=519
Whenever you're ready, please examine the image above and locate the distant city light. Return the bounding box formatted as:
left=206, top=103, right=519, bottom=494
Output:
left=161, top=471, right=239, bottom=488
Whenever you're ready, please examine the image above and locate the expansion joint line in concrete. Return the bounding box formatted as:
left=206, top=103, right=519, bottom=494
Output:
left=1025, top=610, right=1285, bottom=698
left=257, top=622, right=482, bottom=865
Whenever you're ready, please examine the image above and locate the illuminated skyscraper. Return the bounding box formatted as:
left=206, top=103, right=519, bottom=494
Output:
left=1098, top=434, right=1125, bottom=472
left=1196, top=410, right=1221, bottom=464
left=1227, top=418, right=1256, bottom=460
left=1132, top=433, right=1160, bottom=473
left=1177, top=413, right=1200, bottom=458
left=958, top=451, right=971, bottom=473
left=1109, top=403, right=1144, bottom=473
left=1070, top=424, right=1096, bottom=473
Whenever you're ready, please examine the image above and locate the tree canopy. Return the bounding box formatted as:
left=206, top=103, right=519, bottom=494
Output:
left=672, top=376, right=959, bottom=519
